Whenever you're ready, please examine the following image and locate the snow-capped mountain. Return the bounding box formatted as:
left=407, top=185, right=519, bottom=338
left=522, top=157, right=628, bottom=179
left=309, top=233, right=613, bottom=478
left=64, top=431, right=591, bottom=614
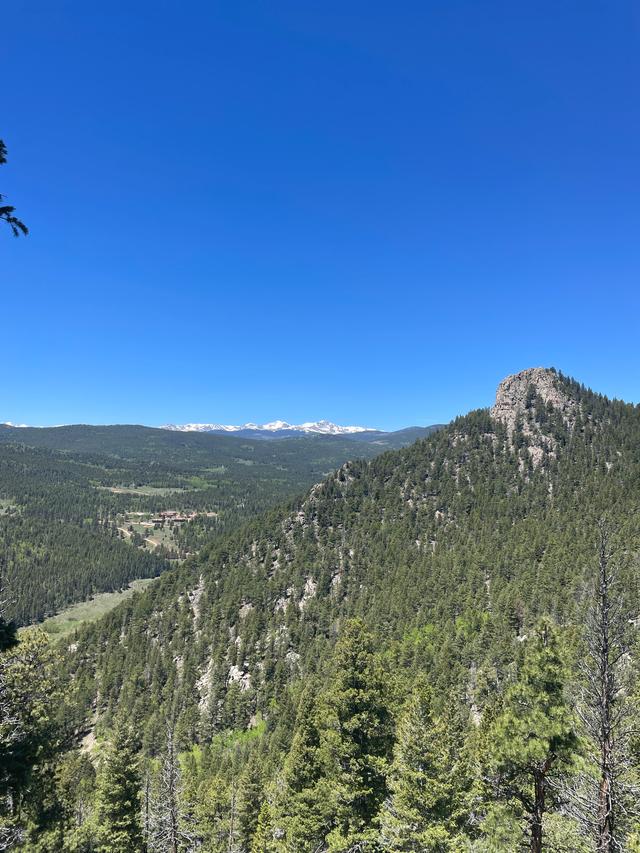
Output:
left=162, top=419, right=379, bottom=436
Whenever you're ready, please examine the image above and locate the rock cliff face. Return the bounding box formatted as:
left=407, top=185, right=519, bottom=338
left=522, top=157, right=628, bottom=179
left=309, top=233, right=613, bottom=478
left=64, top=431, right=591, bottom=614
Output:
left=491, top=367, right=577, bottom=433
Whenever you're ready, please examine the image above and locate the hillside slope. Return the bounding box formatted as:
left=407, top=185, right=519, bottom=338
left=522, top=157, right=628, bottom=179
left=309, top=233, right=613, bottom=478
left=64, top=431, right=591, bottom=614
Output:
left=1, top=426, right=419, bottom=624
left=68, top=368, right=640, bottom=739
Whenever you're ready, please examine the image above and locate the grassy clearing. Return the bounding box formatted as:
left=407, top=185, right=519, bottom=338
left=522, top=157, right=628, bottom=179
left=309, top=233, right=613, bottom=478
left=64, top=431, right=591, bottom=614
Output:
left=97, top=485, right=185, bottom=496
left=142, top=524, right=176, bottom=550
left=118, top=515, right=181, bottom=551
left=33, top=578, right=156, bottom=637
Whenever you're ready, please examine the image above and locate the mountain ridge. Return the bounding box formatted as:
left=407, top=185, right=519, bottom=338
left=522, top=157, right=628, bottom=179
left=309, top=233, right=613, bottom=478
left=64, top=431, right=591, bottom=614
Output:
left=0, top=419, right=442, bottom=447
left=161, top=419, right=378, bottom=435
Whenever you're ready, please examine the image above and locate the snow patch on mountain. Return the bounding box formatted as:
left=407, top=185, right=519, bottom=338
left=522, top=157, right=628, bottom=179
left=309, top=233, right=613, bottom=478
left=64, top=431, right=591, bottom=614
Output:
left=162, top=419, right=378, bottom=435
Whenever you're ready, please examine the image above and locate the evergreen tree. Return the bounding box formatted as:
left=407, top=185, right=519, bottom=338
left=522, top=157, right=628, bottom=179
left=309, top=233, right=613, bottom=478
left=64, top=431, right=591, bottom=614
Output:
left=277, top=683, right=334, bottom=851
left=55, top=750, right=97, bottom=849
left=0, top=554, right=17, bottom=653
left=236, top=751, right=264, bottom=851
left=250, top=799, right=277, bottom=853
left=487, top=619, right=578, bottom=853
left=0, top=630, right=61, bottom=849
left=320, top=619, right=394, bottom=852
left=377, top=679, right=456, bottom=851
left=95, top=722, right=143, bottom=853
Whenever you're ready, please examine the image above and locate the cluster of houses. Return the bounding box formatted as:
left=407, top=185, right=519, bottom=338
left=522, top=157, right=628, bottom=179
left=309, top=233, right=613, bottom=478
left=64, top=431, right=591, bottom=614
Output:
left=150, top=510, right=197, bottom=525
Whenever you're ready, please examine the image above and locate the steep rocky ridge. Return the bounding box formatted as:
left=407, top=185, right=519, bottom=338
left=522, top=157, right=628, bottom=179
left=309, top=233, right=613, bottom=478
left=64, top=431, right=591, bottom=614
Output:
left=490, top=367, right=578, bottom=432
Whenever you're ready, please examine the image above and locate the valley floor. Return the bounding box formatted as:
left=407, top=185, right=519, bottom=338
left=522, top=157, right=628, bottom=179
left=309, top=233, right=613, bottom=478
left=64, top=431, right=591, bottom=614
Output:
left=32, top=578, right=156, bottom=637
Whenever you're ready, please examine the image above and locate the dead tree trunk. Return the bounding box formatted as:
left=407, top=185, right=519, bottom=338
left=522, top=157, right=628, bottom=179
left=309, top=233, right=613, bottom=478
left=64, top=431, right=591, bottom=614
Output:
left=574, top=522, right=636, bottom=851
left=593, top=527, right=616, bottom=851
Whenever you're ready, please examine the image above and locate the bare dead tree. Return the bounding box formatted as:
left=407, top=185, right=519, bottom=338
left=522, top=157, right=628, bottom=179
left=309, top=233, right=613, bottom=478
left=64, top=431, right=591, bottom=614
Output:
left=146, top=725, right=199, bottom=852
left=143, top=767, right=152, bottom=845
left=568, top=522, right=640, bottom=851
left=0, top=824, right=24, bottom=852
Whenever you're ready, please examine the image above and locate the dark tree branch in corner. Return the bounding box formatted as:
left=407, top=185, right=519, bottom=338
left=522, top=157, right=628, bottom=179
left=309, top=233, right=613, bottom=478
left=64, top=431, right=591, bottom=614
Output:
left=0, top=140, right=28, bottom=237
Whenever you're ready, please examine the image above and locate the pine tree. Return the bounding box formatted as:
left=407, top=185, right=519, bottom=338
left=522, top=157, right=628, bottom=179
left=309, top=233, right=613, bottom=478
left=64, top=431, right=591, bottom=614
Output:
left=55, top=750, right=96, bottom=844
left=95, top=722, right=143, bottom=853
left=227, top=781, right=242, bottom=853
left=378, top=679, right=456, bottom=851
left=277, top=683, right=334, bottom=852
left=0, top=630, right=61, bottom=850
left=236, top=751, right=264, bottom=851
left=0, top=554, right=17, bottom=653
left=250, top=800, right=277, bottom=853
left=487, top=619, right=578, bottom=853
left=320, top=619, right=394, bottom=852
left=192, top=773, right=234, bottom=852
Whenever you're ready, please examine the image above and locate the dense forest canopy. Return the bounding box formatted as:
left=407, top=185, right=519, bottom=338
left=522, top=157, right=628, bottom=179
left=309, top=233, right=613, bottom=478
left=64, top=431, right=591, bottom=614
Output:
left=3, top=368, right=640, bottom=851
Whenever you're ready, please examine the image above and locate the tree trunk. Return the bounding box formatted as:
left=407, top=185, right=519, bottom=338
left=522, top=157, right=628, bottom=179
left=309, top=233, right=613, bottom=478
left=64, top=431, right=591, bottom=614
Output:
left=597, top=772, right=614, bottom=852
left=594, top=527, right=616, bottom=852
left=531, top=770, right=545, bottom=853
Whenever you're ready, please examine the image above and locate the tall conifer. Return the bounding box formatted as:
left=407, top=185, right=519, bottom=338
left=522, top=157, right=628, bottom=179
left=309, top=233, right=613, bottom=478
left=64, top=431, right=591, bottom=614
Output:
left=487, top=619, right=577, bottom=853
left=378, top=679, right=456, bottom=851
left=95, top=722, right=143, bottom=853
left=320, top=619, right=393, bottom=852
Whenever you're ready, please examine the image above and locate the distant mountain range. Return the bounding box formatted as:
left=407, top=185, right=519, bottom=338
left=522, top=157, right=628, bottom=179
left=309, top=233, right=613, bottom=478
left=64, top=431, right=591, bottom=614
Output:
left=160, top=420, right=440, bottom=442
left=162, top=419, right=377, bottom=437
left=1, top=419, right=441, bottom=446
left=0, top=420, right=443, bottom=456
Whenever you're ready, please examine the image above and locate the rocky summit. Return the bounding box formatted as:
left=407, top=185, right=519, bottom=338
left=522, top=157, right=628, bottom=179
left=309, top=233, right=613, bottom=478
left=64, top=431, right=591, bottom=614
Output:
left=490, top=366, right=578, bottom=433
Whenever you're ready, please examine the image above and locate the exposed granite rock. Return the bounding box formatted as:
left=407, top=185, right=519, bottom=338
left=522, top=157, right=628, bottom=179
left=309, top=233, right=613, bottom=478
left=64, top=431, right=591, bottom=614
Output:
left=228, top=663, right=251, bottom=691
left=491, top=367, right=577, bottom=433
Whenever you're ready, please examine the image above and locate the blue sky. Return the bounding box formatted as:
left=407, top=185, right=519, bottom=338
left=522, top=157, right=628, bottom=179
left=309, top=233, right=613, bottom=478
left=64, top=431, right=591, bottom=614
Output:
left=2, top=1, right=639, bottom=430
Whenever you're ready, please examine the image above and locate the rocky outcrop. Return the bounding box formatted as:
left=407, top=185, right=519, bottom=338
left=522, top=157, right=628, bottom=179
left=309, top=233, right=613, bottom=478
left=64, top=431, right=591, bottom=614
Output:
left=491, top=367, right=577, bottom=433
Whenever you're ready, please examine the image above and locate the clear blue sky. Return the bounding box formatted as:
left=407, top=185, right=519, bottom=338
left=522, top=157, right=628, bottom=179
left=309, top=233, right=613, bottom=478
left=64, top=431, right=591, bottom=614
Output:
left=3, top=1, right=639, bottom=429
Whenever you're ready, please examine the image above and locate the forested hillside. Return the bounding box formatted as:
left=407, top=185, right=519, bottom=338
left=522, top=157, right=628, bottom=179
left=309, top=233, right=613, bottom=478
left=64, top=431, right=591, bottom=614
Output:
left=0, top=427, right=407, bottom=624
left=4, top=368, right=640, bottom=851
